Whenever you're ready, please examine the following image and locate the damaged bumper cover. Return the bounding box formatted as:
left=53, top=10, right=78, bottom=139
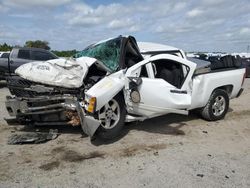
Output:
left=76, top=103, right=100, bottom=137
left=5, top=95, right=100, bottom=137
left=5, top=95, right=77, bottom=116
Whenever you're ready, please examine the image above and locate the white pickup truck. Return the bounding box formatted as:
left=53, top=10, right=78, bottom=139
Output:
left=82, top=45, right=246, bottom=139
left=5, top=36, right=246, bottom=140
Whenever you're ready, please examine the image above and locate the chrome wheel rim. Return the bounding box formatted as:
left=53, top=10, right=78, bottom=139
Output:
left=98, top=99, right=120, bottom=129
left=212, top=95, right=226, bottom=116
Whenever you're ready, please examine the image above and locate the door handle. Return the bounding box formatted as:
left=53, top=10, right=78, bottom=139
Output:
left=9, top=60, right=14, bottom=64
left=170, top=90, right=187, bottom=94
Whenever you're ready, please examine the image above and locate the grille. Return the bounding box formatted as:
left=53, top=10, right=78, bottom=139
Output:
left=6, top=76, right=81, bottom=98
left=6, top=76, right=36, bottom=97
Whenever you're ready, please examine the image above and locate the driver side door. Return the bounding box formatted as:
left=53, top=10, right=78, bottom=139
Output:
left=125, top=54, right=196, bottom=118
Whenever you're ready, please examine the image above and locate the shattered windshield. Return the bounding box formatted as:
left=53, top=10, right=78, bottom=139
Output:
left=74, top=37, right=121, bottom=72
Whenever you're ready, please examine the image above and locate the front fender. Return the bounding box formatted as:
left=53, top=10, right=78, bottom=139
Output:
left=86, top=70, right=125, bottom=111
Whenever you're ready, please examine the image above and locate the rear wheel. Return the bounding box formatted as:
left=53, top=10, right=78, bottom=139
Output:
left=201, top=89, right=229, bottom=121
left=96, top=94, right=126, bottom=140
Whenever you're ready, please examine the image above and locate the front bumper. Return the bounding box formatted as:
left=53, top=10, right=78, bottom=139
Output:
left=5, top=95, right=77, bottom=116
left=5, top=95, right=101, bottom=137
left=5, top=95, right=79, bottom=127
left=76, top=104, right=100, bottom=137
left=5, top=96, right=28, bottom=117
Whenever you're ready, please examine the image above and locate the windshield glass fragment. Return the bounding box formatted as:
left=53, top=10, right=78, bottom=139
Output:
left=75, top=37, right=121, bottom=72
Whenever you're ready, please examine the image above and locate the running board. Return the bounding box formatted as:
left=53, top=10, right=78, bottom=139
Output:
left=125, top=115, right=147, bottom=122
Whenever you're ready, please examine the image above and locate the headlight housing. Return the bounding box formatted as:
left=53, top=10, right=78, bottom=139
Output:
left=85, top=95, right=96, bottom=113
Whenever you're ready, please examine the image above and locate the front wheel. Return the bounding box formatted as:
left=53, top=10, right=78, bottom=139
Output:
left=96, top=94, right=126, bottom=140
left=200, top=89, right=229, bottom=121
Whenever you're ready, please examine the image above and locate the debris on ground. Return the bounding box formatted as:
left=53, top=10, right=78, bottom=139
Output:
left=153, top=151, right=159, bottom=156
left=197, top=174, right=204, bottom=178
left=7, top=129, right=59, bottom=144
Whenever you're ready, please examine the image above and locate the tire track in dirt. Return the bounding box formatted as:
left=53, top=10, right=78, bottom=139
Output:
left=38, top=143, right=168, bottom=171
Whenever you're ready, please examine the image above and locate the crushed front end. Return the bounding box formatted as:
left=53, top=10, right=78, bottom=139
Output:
left=5, top=76, right=84, bottom=127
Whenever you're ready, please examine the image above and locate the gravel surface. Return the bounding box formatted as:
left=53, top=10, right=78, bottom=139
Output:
left=0, top=79, right=250, bottom=188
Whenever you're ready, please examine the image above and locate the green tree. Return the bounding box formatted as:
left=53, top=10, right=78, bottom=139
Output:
left=52, top=50, right=79, bottom=57
left=25, top=40, right=50, bottom=50
left=0, top=43, right=12, bottom=51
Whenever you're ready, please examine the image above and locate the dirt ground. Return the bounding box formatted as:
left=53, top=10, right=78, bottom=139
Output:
left=0, top=79, right=250, bottom=188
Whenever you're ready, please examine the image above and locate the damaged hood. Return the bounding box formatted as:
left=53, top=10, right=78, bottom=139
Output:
left=15, top=57, right=98, bottom=88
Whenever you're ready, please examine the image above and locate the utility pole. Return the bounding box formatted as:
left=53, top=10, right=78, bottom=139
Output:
left=247, top=45, right=250, bottom=53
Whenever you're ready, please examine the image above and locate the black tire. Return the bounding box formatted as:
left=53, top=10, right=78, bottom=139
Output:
left=96, top=94, right=126, bottom=140
left=200, top=89, right=229, bottom=121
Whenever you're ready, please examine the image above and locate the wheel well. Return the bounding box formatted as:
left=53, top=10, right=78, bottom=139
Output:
left=214, top=85, right=233, bottom=97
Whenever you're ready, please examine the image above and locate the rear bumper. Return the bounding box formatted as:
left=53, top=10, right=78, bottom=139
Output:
left=236, top=88, right=244, bottom=98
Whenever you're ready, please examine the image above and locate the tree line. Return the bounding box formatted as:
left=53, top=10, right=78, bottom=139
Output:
left=0, top=40, right=79, bottom=57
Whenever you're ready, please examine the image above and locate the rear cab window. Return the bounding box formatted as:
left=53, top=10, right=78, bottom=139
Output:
left=31, top=51, right=54, bottom=61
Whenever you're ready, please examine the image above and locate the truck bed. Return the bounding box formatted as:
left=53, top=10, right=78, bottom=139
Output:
left=190, top=67, right=245, bottom=110
left=189, top=55, right=243, bottom=76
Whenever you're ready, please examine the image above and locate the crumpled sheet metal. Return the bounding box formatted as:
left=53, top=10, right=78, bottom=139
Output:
left=15, top=57, right=96, bottom=88
left=7, top=129, right=59, bottom=145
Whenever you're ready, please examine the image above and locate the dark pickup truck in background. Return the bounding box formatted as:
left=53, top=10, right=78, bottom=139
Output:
left=0, top=47, right=58, bottom=80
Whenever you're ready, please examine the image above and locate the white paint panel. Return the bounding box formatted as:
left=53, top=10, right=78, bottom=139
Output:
left=127, top=78, right=191, bottom=117
left=86, top=70, right=125, bottom=110
left=190, top=68, right=245, bottom=109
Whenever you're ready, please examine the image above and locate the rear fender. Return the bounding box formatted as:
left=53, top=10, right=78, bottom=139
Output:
left=85, top=70, right=125, bottom=111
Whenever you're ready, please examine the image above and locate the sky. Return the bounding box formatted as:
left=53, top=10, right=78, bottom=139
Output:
left=0, top=0, right=250, bottom=52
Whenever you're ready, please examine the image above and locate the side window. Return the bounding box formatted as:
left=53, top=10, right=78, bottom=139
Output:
left=18, top=50, right=30, bottom=59
left=182, top=65, right=189, bottom=78
left=152, top=59, right=189, bottom=89
left=140, top=65, right=149, bottom=77
left=32, top=51, right=52, bottom=61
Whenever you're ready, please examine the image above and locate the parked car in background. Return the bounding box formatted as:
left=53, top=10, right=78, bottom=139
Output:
left=0, top=47, right=58, bottom=80
left=0, top=52, right=10, bottom=80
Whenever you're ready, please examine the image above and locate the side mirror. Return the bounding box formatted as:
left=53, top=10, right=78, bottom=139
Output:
left=128, top=77, right=142, bottom=89
left=127, top=77, right=142, bottom=103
